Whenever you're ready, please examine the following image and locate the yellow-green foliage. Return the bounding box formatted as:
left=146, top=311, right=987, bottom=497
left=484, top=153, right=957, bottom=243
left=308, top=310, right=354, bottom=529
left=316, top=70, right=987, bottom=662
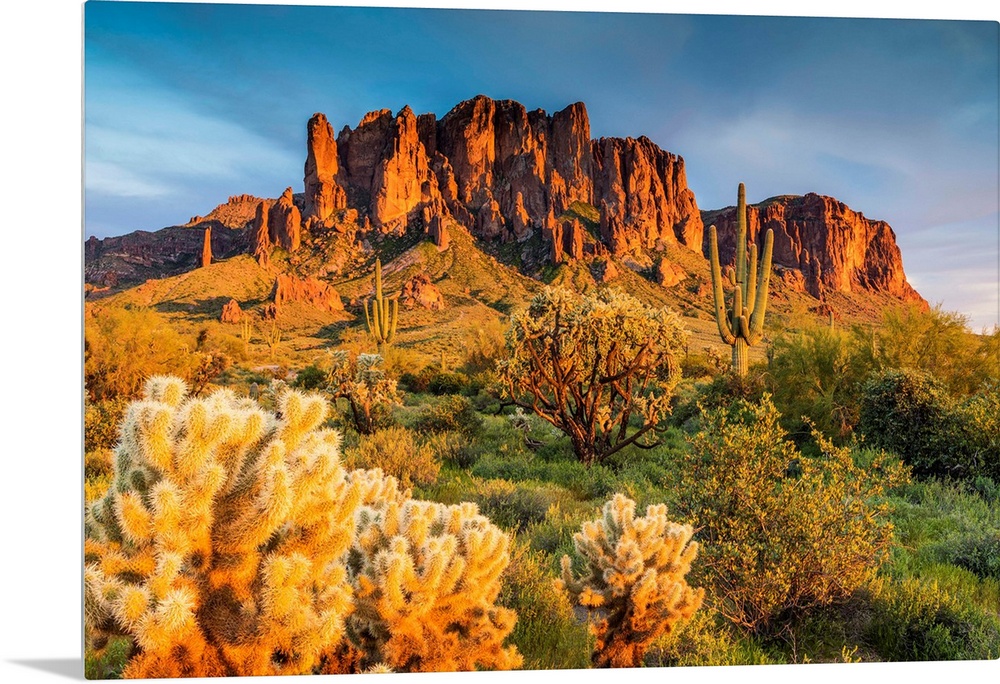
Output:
left=343, top=426, right=440, bottom=488
left=85, top=305, right=196, bottom=400
left=557, top=493, right=704, bottom=668
left=498, top=286, right=687, bottom=466
left=346, top=496, right=523, bottom=672
left=84, top=377, right=360, bottom=677
left=678, top=396, right=909, bottom=634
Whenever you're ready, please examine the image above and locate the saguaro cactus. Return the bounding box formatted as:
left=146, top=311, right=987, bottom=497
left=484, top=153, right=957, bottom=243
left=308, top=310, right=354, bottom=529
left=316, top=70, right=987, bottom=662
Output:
left=364, top=259, right=398, bottom=353
left=708, top=183, right=774, bottom=377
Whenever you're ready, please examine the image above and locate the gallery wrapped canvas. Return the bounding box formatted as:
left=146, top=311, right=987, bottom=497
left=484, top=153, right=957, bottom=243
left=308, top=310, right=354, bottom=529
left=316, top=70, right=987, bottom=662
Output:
left=81, top=1, right=999, bottom=680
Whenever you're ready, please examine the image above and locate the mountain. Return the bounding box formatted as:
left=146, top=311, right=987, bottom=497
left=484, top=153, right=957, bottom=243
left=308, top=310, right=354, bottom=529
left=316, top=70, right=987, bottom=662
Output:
left=701, top=193, right=924, bottom=304
left=84, top=95, right=924, bottom=337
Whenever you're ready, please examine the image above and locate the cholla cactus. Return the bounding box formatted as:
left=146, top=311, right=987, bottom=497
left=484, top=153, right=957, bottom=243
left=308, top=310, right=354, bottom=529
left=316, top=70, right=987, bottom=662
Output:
left=84, top=376, right=361, bottom=677
left=346, top=496, right=523, bottom=672
left=327, top=350, right=401, bottom=435
left=498, top=287, right=687, bottom=466
left=557, top=494, right=704, bottom=668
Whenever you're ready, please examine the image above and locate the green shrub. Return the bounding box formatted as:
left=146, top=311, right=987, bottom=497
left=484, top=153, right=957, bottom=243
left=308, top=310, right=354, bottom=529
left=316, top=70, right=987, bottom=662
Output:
left=498, top=545, right=591, bottom=670
left=647, top=608, right=780, bottom=667
left=428, top=370, right=470, bottom=395
left=413, top=395, right=483, bottom=435
left=85, top=304, right=195, bottom=400
left=292, top=363, right=328, bottom=390
left=857, top=368, right=965, bottom=478
left=342, top=426, right=440, bottom=488
left=676, top=396, right=909, bottom=634
left=864, top=575, right=1000, bottom=661
left=470, top=480, right=560, bottom=532
left=422, top=430, right=476, bottom=468
left=84, top=397, right=129, bottom=452
left=671, top=368, right=768, bottom=430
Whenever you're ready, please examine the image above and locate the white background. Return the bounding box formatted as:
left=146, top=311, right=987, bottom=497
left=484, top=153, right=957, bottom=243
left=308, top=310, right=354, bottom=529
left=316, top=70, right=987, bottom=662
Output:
left=1, top=1, right=996, bottom=683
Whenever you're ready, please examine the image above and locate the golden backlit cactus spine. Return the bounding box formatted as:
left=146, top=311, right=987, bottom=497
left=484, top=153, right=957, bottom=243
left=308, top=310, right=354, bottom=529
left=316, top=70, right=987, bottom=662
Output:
left=84, top=376, right=361, bottom=678
left=364, top=258, right=398, bottom=353
left=557, top=494, right=704, bottom=668
left=346, top=495, right=522, bottom=672
left=708, top=183, right=774, bottom=376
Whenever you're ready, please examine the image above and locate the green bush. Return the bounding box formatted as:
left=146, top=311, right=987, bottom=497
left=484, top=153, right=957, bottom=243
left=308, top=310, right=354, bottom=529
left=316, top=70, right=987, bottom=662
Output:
left=413, top=395, right=483, bottom=436
left=341, top=426, right=440, bottom=488
left=864, top=575, right=1000, bottom=661
left=292, top=363, right=328, bottom=390
left=676, top=396, right=909, bottom=634
left=857, top=369, right=965, bottom=478
left=498, top=545, right=591, bottom=670
left=428, top=370, right=470, bottom=395
left=84, top=397, right=129, bottom=452
left=470, top=480, right=562, bottom=532
left=422, top=430, right=476, bottom=468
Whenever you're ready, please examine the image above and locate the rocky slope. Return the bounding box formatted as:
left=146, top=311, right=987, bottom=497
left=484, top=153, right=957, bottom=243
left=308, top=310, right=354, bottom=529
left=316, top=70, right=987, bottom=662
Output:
left=84, top=95, right=923, bottom=317
left=701, top=194, right=924, bottom=303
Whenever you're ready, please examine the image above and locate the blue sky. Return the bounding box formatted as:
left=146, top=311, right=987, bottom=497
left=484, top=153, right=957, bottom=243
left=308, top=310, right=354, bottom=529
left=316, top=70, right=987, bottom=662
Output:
left=83, top=1, right=999, bottom=329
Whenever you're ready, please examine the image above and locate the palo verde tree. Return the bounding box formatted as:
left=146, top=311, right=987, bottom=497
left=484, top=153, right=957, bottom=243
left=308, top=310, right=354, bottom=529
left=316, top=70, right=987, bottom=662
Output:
left=708, top=183, right=774, bottom=377
left=497, top=287, right=687, bottom=466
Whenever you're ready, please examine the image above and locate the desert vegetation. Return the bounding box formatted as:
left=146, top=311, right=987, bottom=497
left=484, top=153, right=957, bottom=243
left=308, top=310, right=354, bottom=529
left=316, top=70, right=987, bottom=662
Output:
left=84, top=243, right=1000, bottom=675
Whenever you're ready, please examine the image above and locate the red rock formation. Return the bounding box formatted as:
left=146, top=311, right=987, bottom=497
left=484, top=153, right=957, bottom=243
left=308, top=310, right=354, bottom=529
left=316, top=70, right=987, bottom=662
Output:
left=423, top=204, right=450, bottom=250
left=268, top=188, right=301, bottom=251
left=220, top=298, right=243, bottom=323
left=200, top=227, right=212, bottom=268
left=186, top=194, right=264, bottom=229
left=250, top=201, right=273, bottom=267
left=654, top=257, right=685, bottom=288
left=304, top=113, right=347, bottom=222
left=271, top=273, right=343, bottom=312
left=592, top=136, right=703, bottom=253
left=543, top=219, right=564, bottom=264
left=399, top=272, right=446, bottom=310
left=369, top=106, right=441, bottom=233
left=702, top=193, right=924, bottom=302
left=564, top=219, right=585, bottom=261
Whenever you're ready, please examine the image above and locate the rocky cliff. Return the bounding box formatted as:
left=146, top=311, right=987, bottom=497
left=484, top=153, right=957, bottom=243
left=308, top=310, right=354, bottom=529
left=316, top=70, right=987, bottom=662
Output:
left=321, top=95, right=704, bottom=258
left=702, top=193, right=924, bottom=303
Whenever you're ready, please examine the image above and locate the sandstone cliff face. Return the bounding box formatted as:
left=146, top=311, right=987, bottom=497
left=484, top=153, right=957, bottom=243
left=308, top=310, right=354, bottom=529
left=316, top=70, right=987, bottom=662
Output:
left=399, top=272, right=445, bottom=310
left=702, top=193, right=923, bottom=302
left=271, top=273, right=343, bottom=312
left=186, top=194, right=264, bottom=229
left=303, top=113, right=347, bottom=224
left=323, top=95, right=703, bottom=257
left=268, top=188, right=302, bottom=251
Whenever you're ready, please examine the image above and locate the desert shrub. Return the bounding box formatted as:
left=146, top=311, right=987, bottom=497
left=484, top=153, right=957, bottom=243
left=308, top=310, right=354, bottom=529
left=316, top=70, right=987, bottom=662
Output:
left=293, top=363, right=328, bottom=390
left=952, top=382, right=1000, bottom=481
left=427, top=369, right=470, bottom=395
left=421, top=430, right=475, bottom=468
left=676, top=396, right=909, bottom=634
left=462, top=317, right=508, bottom=374
left=84, top=378, right=520, bottom=677
left=857, top=368, right=966, bottom=478
left=413, top=395, right=483, bottom=436
left=345, top=492, right=522, bottom=672
left=557, top=494, right=704, bottom=667
left=188, top=350, right=232, bottom=396
left=864, top=575, right=1000, bottom=661
left=768, top=323, right=868, bottom=442
left=679, top=351, right=718, bottom=380
left=498, top=287, right=687, bottom=466
left=671, top=367, right=768, bottom=430
left=647, top=608, right=779, bottom=667
left=499, top=544, right=591, bottom=670
left=84, top=304, right=196, bottom=401
left=942, top=533, right=1000, bottom=581
left=399, top=366, right=436, bottom=393
left=856, top=304, right=999, bottom=396
left=470, top=480, right=561, bottom=532
left=342, top=426, right=440, bottom=488
left=84, top=396, right=129, bottom=452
